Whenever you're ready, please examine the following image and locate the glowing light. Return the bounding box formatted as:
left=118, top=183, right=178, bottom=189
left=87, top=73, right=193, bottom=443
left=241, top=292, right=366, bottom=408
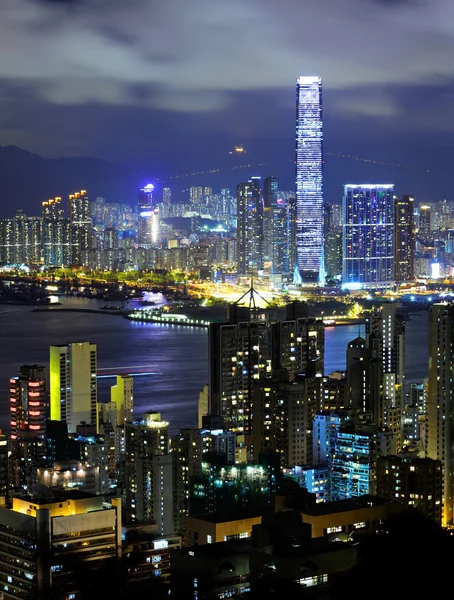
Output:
left=344, top=184, right=394, bottom=189
left=341, top=282, right=363, bottom=291
left=142, top=183, right=155, bottom=191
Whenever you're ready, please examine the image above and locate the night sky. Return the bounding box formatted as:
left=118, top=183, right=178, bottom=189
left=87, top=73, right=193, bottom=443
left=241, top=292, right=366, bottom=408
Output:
left=1, top=0, right=454, bottom=203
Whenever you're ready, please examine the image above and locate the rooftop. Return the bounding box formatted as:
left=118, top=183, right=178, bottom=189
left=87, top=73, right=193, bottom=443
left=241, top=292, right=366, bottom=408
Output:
left=13, top=489, right=97, bottom=505
left=189, top=509, right=264, bottom=524
left=301, top=495, right=398, bottom=517
left=177, top=538, right=252, bottom=559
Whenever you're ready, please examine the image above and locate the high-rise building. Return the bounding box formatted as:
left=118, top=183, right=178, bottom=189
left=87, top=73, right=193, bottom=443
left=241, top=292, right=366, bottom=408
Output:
left=10, top=365, right=47, bottom=441
left=346, top=336, right=382, bottom=417
left=270, top=200, right=290, bottom=277
left=69, top=190, right=92, bottom=265
left=324, top=230, right=342, bottom=279
left=0, top=212, right=42, bottom=265
left=50, top=342, right=98, bottom=434
left=295, top=76, right=324, bottom=283
left=120, top=412, right=172, bottom=533
left=189, top=186, right=204, bottom=207
left=209, top=302, right=324, bottom=460
left=110, top=375, right=134, bottom=425
left=172, top=429, right=203, bottom=533
left=138, top=184, right=160, bottom=248
left=263, top=176, right=279, bottom=264
left=427, top=303, right=454, bottom=525
left=418, top=205, right=432, bottom=240
left=342, top=184, right=395, bottom=286
left=236, top=177, right=263, bottom=275
left=377, top=455, right=442, bottom=524
left=42, top=197, right=71, bottom=266
left=330, top=423, right=377, bottom=501
left=394, top=195, right=415, bottom=282
left=0, top=493, right=121, bottom=600
left=366, top=304, right=405, bottom=444
left=162, top=187, right=172, bottom=206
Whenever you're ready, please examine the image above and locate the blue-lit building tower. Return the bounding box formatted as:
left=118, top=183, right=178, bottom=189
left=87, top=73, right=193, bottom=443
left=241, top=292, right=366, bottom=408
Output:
left=138, top=183, right=159, bottom=248
left=342, top=184, right=395, bottom=286
left=295, top=76, right=324, bottom=284
left=330, top=425, right=376, bottom=501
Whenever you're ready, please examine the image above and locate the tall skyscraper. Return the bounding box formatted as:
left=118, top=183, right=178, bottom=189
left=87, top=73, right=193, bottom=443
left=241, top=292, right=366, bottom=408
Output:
left=162, top=187, right=172, bottom=206
left=10, top=365, right=47, bottom=441
left=42, top=197, right=71, bottom=266
left=366, top=303, right=405, bottom=445
left=121, top=412, right=171, bottom=531
left=427, top=303, right=454, bottom=525
left=343, top=184, right=395, bottom=285
left=209, top=302, right=324, bottom=460
left=50, top=342, right=98, bottom=433
left=69, top=190, right=92, bottom=266
left=263, top=176, right=278, bottom=264
left=236, top=177, right=263, bottom=275
left=138, top=184, right=160, bottom=248
left=189, top=186, right=204, bottom=207
left=0, top=212, right=41, bottom=265
left=394, top=195, right=415, bottom=282
left=295, top=76, right=324, bottom=283
left=418, top=205, right=432, bottom=240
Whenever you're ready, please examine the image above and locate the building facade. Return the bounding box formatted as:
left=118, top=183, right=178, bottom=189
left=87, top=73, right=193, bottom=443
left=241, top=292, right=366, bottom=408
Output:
left=295, top=76, right=324, bottom=283
left=236, top=178, right=263, bottom=275
left=69, top=190, right=92, bottom=266
left=394, top=195, right=415, bottom=282
left=342, top=184, right=395, bottom=286
left=50, top=342, right=98, bottom=434
left=0, top=493, right=121, bottom=600
left=138, top=184, right=160, bottom=248
left=426, top=303, right=454, bottom=525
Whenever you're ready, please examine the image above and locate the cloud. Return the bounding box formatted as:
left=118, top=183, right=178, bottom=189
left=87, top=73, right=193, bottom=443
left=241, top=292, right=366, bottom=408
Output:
left=1, top=0, right=454, bottom=117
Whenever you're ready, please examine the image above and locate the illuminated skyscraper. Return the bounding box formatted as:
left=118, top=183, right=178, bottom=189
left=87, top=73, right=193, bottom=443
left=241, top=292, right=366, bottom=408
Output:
left=189, top=186, right=203, bottom=207
left=418, top=205, right=432, bottom=240
left=343, top=184, right=395, bottom=285
left=295, top=76, right=324, bottom=283
left=394, top=195, right=415, bottom=282
left=236, top=177, right=263, bottom=275
left=162, top=187, right=172, bottom=206
left=50, top=342, right=98, bottom=433
left=0, top=212, right=41, bottom=265
left=138, top=184, right=160, bottom=248
left=366, top=303, right=405, bottom=446
left=263, top=176, right=278, bottom=262
left=42, top=197, right=71, bottom=266
left=69, top=190, right=92, bottom=265
left=10, top=365, right=47, bottom=441
left=427, top=303, right=454, bottom=525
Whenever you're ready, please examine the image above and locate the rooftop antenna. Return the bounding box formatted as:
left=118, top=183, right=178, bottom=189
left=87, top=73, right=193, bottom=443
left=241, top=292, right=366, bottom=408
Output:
left=234, top=272, right=270, bottom=311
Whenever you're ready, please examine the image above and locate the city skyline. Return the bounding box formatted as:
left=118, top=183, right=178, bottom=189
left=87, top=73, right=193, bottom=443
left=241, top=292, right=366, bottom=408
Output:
left=1, top=1, right=454, bottom=596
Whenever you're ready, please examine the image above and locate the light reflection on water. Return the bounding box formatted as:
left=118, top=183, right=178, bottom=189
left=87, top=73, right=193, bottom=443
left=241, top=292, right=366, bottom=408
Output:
left=0, top=300, right=429, bottom=432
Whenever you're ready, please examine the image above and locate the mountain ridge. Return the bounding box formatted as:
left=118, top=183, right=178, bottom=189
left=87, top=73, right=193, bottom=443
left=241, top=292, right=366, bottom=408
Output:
left=0, top=145, right=146, bottom=216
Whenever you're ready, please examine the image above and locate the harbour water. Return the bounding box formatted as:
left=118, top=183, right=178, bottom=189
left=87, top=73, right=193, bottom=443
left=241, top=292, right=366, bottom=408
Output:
left=0, top=299, right=429, bottom=432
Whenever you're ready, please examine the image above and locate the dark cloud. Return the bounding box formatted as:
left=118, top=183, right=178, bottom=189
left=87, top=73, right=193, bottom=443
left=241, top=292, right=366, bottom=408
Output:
left=1, top=0, right=454, bottom=204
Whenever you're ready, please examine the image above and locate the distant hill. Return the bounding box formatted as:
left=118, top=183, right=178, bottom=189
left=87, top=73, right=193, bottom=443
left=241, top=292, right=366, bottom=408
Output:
left=0, top=146, right=146, bottom=217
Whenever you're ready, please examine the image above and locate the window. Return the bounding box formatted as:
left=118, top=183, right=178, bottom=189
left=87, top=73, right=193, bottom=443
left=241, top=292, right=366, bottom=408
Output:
left=327, top=526, right=342, bottom=534
left=207, top=535, right=212, bottom=544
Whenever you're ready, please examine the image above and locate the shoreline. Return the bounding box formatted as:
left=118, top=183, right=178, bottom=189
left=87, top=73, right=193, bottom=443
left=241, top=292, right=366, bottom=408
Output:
left=31, top=306, right=366, bottom=328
